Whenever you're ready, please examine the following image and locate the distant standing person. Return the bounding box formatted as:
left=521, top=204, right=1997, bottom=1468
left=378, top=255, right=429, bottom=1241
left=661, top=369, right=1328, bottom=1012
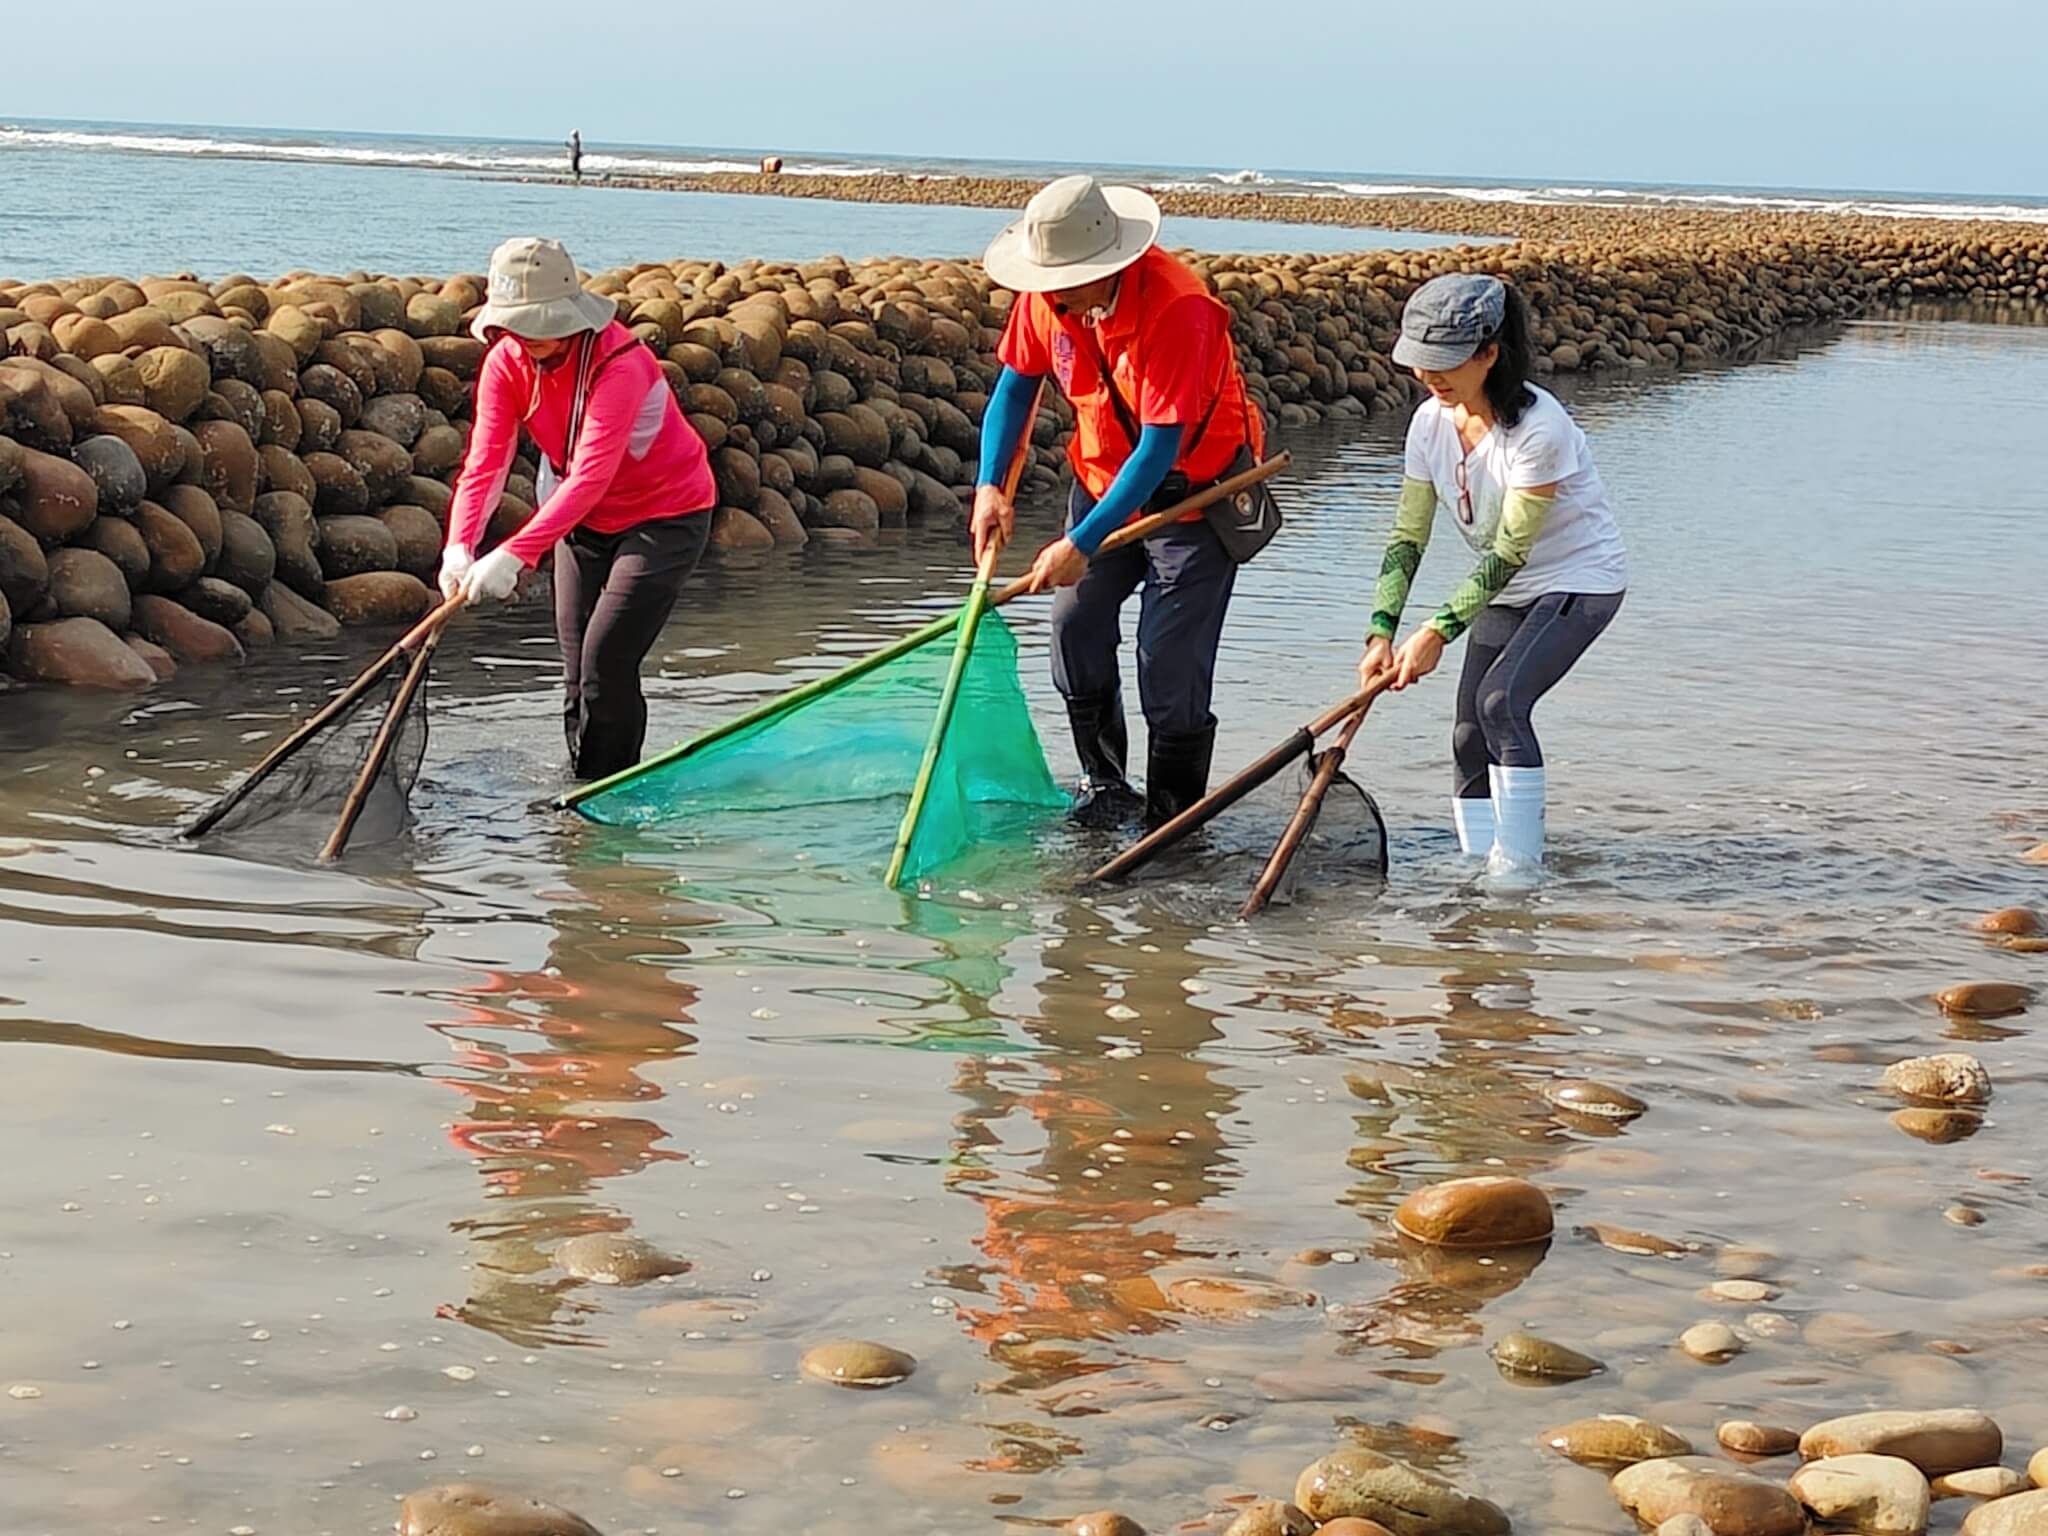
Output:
left=568, top=129, right=583, bottom=182
left=440, top=237, right=718, bottom=781
left=1360, top=273, right=1627, bottom=878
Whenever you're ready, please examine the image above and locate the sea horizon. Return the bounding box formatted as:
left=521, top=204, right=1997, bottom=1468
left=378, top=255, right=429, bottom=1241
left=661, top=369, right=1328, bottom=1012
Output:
left=6, top=114, right=2047, bottom=224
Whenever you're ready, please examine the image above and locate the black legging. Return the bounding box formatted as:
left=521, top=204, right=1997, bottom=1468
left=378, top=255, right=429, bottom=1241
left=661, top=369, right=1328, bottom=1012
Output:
left=1452, top=590, right=1623, bottom=799
left=552, top=512, right=709, bottom=780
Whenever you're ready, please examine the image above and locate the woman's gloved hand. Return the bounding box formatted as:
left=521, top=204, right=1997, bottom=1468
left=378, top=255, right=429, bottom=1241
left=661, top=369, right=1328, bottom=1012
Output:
left=437, top=543, right=474, bottom=601
left=458, top=546, right=525, bottom=606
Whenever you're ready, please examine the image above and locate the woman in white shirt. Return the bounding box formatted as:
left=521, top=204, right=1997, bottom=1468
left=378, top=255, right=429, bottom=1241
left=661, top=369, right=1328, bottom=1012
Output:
left=1360, top=273, right=1627, bottom=877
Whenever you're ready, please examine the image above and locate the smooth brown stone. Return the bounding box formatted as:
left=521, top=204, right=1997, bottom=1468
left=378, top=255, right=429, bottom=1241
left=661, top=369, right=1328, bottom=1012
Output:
left=1933, top=1467, right=2029, bottom=1500
left=1679, top=1321, right=1743, bottom=1361
left=1542, top=1414, right=1693, bottom=1468
left=1314, top=1523, right=1397, bottom=1536
left=1963, top=1489, right=2048, bottom=1534
left=1220, top=1499, right=1315, bottom=1536
left=2021, top=844, right=2048, bottom=866
left=7, top=616, right=156, bottom=688
left=1883, top=1053, right=1993, bottom=1104
left=1977, top=907, right=2042, bottom=936
left=1720, top=1421, right=1802, bottom=1457
left=1490, top=1330, right=1604, bottom=1381
left=1392, top=1176, right=1553, bottom=1248
left=1790, top=1454, right=1931, bottom=1536
left=1610, top=1457, right=1805, bottom=1536
left=1543, top=1078, right=1648, bottom=1120
left=799, top=1339, right=916, bottom=1389
left=1707, top=1280, right=1781, bottom=1303
left=1935, top=982, right=2034, bottom=1018
left=1580, top=1222, right=1697, bottom=1258
left=1946, top=1204, right=1987, bottom=1227
left=553, top=1233, right=689, bottom=1286
left=1294, top=1448, right=1509, bottom=1535
left=2032, top=1446, right=2048, bottom=1487
left=396, top=1483, right=601, bottom=1536
left=1065, top=1513, right=1145, bottom=1536
left=1800, top=1410, right=2003, bottom=1477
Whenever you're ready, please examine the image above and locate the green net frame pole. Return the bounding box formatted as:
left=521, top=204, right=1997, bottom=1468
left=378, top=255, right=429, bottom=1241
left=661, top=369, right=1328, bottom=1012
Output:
left=557, top=451, right=1292, bottom=816
left=885, top=539, right=1000, bottom=888
left=883, top=379, right=1044, bottom=887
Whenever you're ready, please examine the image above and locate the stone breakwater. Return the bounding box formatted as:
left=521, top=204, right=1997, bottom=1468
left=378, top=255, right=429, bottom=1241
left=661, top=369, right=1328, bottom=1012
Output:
left=5, top=207, right=2047, bottom=688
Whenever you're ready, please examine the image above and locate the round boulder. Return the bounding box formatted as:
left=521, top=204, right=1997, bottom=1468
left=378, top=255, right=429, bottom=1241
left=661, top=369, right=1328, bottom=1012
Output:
left=72, top=434, right=147, bottom=516
left=325, top=572, right=432, bottom=626
left=160, top=484, right=224, bottom=573
left=12, top=446, right=99, bottom=545
left=134, top=346, right=211, bottom=423
left=798, top=1339, right=916, bottom=1389
left=85, top=515, right=151, bottom=591
left=395, top=1483, right=601, bottom=1536
left=131, top=594, right=244, bottom=665
left=216, top=509, right=277, bottom=598
left=192, top=419, right=258, bottom=516
left=7, top=616, right=157, bottom=689
left=48, top=547, right=132, bottom=631
left=1393, top=1176, right=1554, bottom=1248
left=317, top=515, right=399, bottom=579
left=1295, top=1448, right=1510, bottom=1536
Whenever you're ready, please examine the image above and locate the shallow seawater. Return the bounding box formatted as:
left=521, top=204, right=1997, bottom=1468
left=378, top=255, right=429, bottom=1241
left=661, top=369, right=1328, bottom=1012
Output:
left=0, top=145, right=1477, bottom=279
left=3, top=316, right=2047, bottom=1535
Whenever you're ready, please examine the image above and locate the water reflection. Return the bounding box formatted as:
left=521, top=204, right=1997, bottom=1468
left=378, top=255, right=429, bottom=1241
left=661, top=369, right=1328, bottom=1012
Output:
left=434, top=847, right=701, bottom=1347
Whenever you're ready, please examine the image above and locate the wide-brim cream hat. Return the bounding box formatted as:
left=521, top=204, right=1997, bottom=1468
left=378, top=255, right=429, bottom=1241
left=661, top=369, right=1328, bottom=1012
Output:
left=470, top=236, right=617, bottom=341
left=983, top=175, right=1161, bottom=293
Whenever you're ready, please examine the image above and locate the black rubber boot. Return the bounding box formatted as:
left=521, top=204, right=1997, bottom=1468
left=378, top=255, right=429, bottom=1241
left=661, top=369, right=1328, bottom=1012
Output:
left=1145, top=722, right=1217, bottom=829
left=1064, top=691, right=1144, bottom=829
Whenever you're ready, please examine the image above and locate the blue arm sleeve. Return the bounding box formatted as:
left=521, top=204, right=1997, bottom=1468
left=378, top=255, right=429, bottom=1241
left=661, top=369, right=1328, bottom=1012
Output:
left=1067, top=424, right=1184, bottom=556
left=976, top=366, right=1042, bottom=486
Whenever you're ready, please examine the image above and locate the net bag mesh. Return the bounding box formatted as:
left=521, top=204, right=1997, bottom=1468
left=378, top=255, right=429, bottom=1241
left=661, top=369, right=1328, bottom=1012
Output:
left=196, top=663, right=430, bottom=852
left=571, top=611, right=1065, bottom=883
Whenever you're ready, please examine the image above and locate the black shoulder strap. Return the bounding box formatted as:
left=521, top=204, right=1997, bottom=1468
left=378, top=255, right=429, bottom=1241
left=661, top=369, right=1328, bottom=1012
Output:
left=551, top=333, right=641, bottom=477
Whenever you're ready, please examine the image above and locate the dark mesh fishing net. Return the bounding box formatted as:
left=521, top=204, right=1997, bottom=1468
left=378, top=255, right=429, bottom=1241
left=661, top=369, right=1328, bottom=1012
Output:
left=191, top=656, right=432, bottom=855
left=1259, top=747, right=1391, bottom=907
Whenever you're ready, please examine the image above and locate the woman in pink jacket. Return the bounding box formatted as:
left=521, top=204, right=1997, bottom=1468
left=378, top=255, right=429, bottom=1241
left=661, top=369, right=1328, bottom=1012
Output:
left=442, top=237, right=717, bottom=780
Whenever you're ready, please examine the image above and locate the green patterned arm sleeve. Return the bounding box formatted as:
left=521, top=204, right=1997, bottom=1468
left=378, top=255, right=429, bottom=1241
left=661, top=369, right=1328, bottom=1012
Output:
left=1427, top=487, right=1557, bottom=642
left=1368, top=477, right=1439, bottom=639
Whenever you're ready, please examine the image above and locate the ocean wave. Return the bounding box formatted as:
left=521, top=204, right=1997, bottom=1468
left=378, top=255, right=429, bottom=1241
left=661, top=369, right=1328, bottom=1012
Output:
left=0, top=124, right=893, bottom=182
left=5, top=124, right=2040, bottom=223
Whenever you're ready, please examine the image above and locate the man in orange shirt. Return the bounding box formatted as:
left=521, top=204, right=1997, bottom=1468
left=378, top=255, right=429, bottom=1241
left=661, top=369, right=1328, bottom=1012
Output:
left=973, top=176, right=1265, bottom=828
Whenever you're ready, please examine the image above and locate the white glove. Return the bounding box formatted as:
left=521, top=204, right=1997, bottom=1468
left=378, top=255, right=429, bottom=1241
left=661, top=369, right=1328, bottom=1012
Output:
left=437, top=543, right=474, bottom=601
left=458, top=546, right=525, bottom=606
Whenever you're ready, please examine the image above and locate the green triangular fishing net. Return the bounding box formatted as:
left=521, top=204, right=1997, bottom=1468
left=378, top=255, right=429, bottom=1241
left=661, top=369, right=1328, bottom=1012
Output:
left=570, top=610, right=1065, bottom=884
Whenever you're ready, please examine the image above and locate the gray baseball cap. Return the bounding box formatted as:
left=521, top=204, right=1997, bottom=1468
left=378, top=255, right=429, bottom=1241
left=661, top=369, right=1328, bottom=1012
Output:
left=1392, top=273, right=1508, bottom=370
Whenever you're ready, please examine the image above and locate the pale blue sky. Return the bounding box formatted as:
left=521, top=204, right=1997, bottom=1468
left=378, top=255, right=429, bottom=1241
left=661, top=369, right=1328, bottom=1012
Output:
left=6, top=0, right=2042, bottom=195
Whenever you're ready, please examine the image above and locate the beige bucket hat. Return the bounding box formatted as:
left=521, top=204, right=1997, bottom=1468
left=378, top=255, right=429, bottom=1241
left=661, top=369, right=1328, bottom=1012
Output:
left=470, top=236, right=617, bottom=341
left=982, top=175, right=1162, bottom=293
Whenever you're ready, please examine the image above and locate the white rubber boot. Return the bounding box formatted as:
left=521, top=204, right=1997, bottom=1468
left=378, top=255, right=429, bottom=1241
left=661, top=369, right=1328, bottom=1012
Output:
left=1486, top=764, right=1546, bottom=881
left=1452, top=795, right=1496, bottom=857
